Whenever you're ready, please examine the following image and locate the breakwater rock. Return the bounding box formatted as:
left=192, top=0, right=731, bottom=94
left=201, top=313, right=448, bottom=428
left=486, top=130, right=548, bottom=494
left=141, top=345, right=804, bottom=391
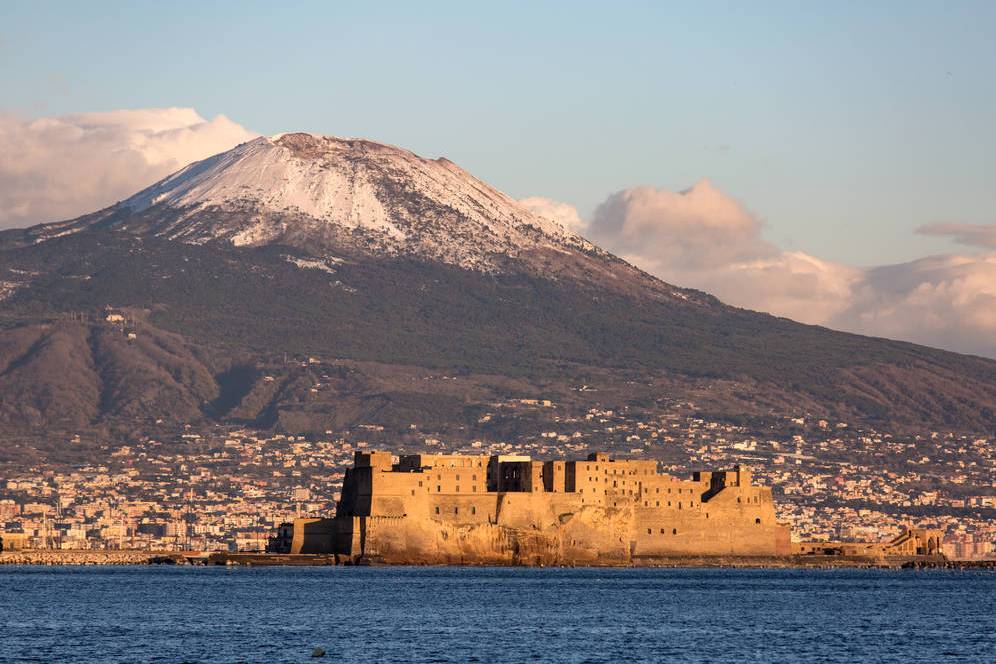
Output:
left=0, top=550, right=183, bottom=566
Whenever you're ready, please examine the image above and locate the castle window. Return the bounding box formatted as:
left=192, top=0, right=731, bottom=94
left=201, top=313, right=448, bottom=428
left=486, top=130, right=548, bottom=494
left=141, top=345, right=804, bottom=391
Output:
left=672, top=529, right=677, bottom=535
left=660, top=528, right=665, bottom=534
left=411, top=490, right=415, bottom=496
left=471, top=506, right=476, bottom=514
left=456, top=486, right=461, bottom=492
left=435, top=507, right=440, bottom=514
left=737, top=497, right=741, bottom=503
left=755, top=518, right=761, bottom=524
left=456, top=474, right=460, bottom=481
left=472, top=475, right=477, bottom=481
left=647, top=528, right=652, bottom=534
left=418, top=481, right=423, bottom=487
left=668, top=501, right=671, bottom=507
left=655, top=501, right=660, bottom=507
left=437, top=486, right=441, bottom=492
left=472, top=486, right=477, bottom=492
left=454, top=507, right=459, bottom=514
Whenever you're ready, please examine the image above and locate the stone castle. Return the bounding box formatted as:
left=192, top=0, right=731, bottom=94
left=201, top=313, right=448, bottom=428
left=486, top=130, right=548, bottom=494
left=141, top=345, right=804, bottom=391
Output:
left=278, top=451, right=803, bottom=564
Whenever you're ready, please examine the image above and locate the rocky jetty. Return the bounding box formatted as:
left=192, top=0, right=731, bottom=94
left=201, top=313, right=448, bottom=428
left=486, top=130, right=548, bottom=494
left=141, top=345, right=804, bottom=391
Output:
left=0, top=550, right=182, bottom=565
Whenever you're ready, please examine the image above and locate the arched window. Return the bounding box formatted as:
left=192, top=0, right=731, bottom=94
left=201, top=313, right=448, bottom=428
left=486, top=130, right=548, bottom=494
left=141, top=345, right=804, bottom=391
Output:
left=755, top=518, right=761, bottom=525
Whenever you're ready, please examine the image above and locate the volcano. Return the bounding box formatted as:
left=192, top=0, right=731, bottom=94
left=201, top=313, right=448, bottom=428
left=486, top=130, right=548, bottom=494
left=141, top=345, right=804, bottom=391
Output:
left=0, top=133, right=993, bottom=459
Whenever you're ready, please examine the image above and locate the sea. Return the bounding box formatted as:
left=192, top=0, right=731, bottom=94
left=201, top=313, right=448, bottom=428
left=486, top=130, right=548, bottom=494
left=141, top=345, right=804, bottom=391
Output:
left=0, top=566, right=992, bottom=663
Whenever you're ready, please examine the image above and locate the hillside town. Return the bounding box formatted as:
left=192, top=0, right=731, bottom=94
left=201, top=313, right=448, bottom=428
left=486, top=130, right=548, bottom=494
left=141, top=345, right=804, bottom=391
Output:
left=1, top=398, right=993, bottom=560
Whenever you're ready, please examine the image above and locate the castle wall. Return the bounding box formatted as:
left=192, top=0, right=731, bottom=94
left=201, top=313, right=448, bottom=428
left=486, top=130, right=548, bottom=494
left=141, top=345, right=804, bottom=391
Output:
left=289, top=517, right=338, bottom=554
left=349, top=498, right=634, bottom=565
left=630, top=485, right=787, bottom=557
left=323, top=453, right=794, bottom=564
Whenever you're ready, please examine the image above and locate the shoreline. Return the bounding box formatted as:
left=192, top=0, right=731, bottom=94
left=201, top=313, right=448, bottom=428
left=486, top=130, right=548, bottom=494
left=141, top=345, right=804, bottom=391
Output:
left=2, top=550, right=993, bottom=570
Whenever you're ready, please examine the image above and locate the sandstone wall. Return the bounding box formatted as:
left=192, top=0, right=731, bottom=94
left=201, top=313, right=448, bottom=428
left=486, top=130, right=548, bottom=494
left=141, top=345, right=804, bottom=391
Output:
left=323, top=455, right=793, bottom=565
left=330, top=483, right=790, bottom=564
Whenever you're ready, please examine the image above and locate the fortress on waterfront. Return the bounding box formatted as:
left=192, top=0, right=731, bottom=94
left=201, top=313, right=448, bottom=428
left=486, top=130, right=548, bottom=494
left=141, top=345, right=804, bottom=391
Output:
left=272, top=451, right=944, bottom=565
left=279, top=451, right=805, bottom=564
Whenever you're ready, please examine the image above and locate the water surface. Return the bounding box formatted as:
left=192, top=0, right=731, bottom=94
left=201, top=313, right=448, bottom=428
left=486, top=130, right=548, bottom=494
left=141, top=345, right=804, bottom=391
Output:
left=0, top=566, right=992, bottom=663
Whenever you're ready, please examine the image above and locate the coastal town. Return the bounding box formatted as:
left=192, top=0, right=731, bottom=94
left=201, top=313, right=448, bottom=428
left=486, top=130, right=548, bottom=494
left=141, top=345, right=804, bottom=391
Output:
left=1, top=397, right=993, bottom=560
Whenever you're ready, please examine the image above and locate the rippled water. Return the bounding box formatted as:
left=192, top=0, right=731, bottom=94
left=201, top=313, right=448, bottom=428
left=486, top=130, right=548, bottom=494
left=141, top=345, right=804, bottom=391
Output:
left=0, top=566, right=992, bottom=663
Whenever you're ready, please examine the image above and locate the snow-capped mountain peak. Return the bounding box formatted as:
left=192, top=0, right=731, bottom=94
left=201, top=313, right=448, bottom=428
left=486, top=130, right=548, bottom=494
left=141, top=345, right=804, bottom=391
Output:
left=109, top=133, right=591, bottom=270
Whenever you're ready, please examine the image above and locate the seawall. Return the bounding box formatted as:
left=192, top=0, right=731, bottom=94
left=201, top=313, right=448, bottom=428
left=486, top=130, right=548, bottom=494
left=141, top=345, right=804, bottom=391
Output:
left=4, top=550, right=989, bottom=570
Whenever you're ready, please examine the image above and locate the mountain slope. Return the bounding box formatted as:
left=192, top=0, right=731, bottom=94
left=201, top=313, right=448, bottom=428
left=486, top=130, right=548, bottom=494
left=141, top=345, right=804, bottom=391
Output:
left=0, top=133, right=994, bottom=446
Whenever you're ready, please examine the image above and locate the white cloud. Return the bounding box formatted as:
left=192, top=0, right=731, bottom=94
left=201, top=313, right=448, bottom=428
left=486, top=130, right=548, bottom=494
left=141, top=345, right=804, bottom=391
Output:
left=588, top=180, right=774, bottom=270
left=0, top=108, right=257, bottom=228
left=830, top=253, right=996, bottom=358
left=518, top=196, right=586, bottom=233
left=531, top=184, right=996, bottom=358
left=581, top=180, right=858, bottom=325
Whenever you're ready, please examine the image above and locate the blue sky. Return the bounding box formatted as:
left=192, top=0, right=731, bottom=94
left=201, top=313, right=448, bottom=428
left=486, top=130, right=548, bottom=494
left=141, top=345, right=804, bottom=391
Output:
left=2, top=0, right=995, bottom=267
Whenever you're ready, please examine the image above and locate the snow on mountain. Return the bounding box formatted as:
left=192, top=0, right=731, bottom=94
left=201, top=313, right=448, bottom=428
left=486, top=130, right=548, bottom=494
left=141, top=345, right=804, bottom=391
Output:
left=106, top=133, right=594, bottom=270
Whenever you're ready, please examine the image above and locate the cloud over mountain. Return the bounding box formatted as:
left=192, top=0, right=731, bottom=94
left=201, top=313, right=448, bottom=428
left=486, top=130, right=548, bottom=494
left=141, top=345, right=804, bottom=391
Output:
left=577, top=181, right=858, bottom=326
left=518, top=196, right=586, bottom=233
left=830, top=252, right=996, bottom=359
left=0, top=108, right=256, bottom=228
left=526, top=186, right=996, bottom=359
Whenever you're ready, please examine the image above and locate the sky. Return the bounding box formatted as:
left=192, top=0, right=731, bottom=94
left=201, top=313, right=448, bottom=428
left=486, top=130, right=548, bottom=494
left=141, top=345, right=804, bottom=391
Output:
left=1, top=1, right=995, bottom=357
